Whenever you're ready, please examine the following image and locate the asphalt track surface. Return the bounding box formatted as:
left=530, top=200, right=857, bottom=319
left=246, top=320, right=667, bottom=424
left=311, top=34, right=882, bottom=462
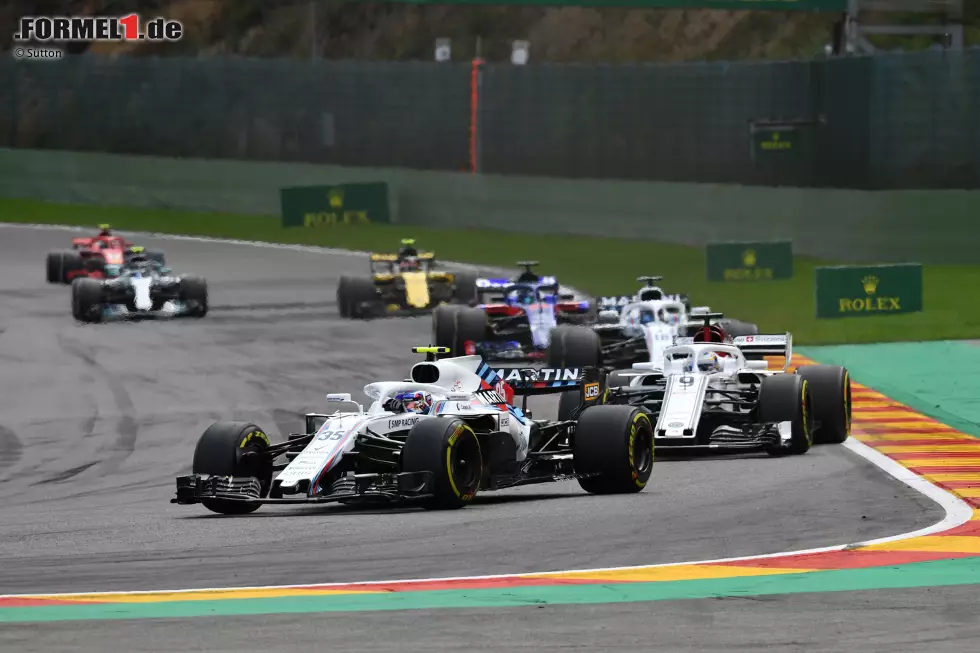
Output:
left=0, top=226, right=957, bottom=650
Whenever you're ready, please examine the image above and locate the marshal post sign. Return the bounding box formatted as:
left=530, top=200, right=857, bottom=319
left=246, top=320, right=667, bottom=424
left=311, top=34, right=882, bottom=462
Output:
left=706, top=240, right=793, bottom=282
left=280, top=182, right=391, bottom=228
left=815, top=264, right=923, bottom=319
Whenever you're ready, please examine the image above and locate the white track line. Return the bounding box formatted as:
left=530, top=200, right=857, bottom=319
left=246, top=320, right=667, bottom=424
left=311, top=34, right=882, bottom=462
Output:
left=0, top=221, right=973, bottom=599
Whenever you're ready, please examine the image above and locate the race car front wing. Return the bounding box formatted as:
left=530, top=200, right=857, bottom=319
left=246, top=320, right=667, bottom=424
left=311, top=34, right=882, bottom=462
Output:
left=172, top=470, right=435, bottom=506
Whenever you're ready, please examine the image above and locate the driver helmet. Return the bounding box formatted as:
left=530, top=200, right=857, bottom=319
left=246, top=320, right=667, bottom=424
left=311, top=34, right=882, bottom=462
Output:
left=399, top=256, right=420, bottom=272
left=696, top=350, right=721, bottom=373
left=97, top=223, right=112, bottom=237
left=507, top=287, right=534, bottom=305
left=638, top=308, right=656, bottom=325
left=394, top=391, right=432, bottom=414
left=659, top=308, right=681, bottom=325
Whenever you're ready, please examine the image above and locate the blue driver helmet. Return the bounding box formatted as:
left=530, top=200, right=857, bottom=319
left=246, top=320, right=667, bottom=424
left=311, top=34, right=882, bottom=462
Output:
left=394, top=391, right=432, bottom=414
left=639, top=308, right=656, bottom=325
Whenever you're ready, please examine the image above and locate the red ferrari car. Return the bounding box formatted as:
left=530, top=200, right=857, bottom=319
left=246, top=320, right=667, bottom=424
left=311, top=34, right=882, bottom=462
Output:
left=46, top=225, right=164, bottom=284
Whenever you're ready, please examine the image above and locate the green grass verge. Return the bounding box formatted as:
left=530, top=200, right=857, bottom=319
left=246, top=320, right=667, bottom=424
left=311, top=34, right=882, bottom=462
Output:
left=4, top=197, right=980, bottom=345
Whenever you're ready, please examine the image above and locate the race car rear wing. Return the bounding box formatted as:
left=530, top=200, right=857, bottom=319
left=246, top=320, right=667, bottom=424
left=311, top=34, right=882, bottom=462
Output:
left=732, top=334, right=793, bottom=371
left=492, top=366, right=595, bottom=395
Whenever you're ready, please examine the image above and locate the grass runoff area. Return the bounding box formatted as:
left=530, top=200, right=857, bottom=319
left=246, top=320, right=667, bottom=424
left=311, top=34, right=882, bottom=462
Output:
left=4, top=197, right=980, bottom=346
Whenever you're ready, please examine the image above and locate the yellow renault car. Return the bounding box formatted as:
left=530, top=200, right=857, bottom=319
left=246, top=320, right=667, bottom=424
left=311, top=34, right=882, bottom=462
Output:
left=337, top=240, right=479, bottom=318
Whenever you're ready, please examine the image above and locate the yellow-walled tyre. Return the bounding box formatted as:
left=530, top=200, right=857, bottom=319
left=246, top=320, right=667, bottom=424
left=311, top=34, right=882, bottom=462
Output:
left=797, top=365, right=851, bottom=444
left=758, top=374, right=814, bottom=456
left=192, top=421, right=273, bottom=515
left=401, top=418, right=483, bottom=510
left=573, top=405, right=654, bottom=494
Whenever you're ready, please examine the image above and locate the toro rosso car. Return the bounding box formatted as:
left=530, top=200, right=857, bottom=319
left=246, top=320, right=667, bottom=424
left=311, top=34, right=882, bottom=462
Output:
left=71, top=248, right=207, bottom=323
left=431, top=262, right=594, bottom=362
left=46, top=224, right=166, bottom=284
left=572, top=322, right=851, bottom=455
left=172, top=347, right=653, bottom=514
left=336, top=239, right=478, bottom=318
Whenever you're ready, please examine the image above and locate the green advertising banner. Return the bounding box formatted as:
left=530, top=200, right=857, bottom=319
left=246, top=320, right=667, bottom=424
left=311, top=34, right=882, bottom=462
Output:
left=371, top=1, right=847, bottom=11
left=815, top=264, right=923, bottom=319
left=706, top=240, right=793, bottom=282
left=751, top=126, right=800, bottom=159
left=280, top=182, right=390, bottom=228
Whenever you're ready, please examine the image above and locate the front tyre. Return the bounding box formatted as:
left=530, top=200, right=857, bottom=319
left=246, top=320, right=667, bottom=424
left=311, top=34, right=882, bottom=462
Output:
left=547, top=325, right=602, bottom=369
left=797, top=365, right=851, bottom=444
left=574, top=405, right=654, bottom=494
left=758, top=374, right=813, bottom=456
left=192, top=421, right=273, bottom=515
left=71, top=278, right=105, bottom=323
left=179, top=275, right=208, bottom=317
left=401, top=418, right=482, bottom=510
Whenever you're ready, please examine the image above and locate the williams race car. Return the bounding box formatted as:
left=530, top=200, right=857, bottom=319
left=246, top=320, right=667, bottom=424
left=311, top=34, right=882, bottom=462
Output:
left=46, top=224, right=166, bottom=284
left=566, top=324, right=851, bottom=455
left=71, top=248, right=207, bottom=323
left=336, top=239, right=478, bottom=318
left=432, top=264, right=594, bottom=363
left=172, top=347, right=653, bottom=514
left=595, top=276, right=692, bottom=317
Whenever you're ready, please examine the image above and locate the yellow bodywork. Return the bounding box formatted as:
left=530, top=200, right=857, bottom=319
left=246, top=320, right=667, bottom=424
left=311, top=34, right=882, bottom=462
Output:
left=401, top=271, right=430, bottom=308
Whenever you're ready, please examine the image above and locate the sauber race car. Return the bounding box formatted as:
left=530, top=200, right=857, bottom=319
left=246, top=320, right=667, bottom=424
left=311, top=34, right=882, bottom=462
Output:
left=71, top=248, right=207, bottom=323
left=336, top=239, right=478, bottom=318
left=46, top=224, right=165, bottom=284
left=572, top=320, right=851, bottom=455
left=172, top=347, right=653, bottom=514
left=431, top=263, right=594, bottom=363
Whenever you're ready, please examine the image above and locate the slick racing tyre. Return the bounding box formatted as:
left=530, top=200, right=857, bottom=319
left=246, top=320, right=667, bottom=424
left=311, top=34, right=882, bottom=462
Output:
left=179, top=275, right=209, bottom=317
left=337, top=275, right=380, bottom=319
left=401, top=418, right=482, bottom=510
left=758, top=374, right=814, bottom=456
left=47, top=251, right=83, bottom=284
left=547, top=325, right=601, bottom=369
left=451, top=271, right=479, bottom=306
left=574, top=405, right=653, bottom=494
left=84, top=256, right=105, bottom=275
left=192, top=421, right=274, bottom=515
left=797, top=365, right=851, bottom=444
left=720, top=319, right=760, bottom=338
left=432, top=304, right=486, bottom=357
left=71, top=278, right=105, bottom=323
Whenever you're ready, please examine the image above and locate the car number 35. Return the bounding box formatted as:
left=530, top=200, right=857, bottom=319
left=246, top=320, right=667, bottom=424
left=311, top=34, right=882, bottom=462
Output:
left=317, top=429, right=346, bottom=441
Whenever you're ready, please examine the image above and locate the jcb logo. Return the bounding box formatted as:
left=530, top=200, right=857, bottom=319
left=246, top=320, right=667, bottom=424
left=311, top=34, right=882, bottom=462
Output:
left=584, top=383, right=600, bottom=400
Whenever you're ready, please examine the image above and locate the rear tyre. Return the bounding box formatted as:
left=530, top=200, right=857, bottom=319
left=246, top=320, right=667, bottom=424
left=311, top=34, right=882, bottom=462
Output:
left=401, top=418, right=482, bottom=510
left=336, top=276, right=351, bottom=317
left=51, top=251, right=84, bottom=284
left=179, top=275, right=209, bottom=317
left=574, top=405, right=653, bottom=494
left=338, top=276, right=380, bottom=319
left=547, top=325, right=602, bottom=369
left=46, top=252, right=65, bottom=284
left=84, top=257, right=106, bottom=275
left=71, top=278, right=105, bottom=323
left=722, top=320, right=760, bottom=338
left=606, top=369, right=635, bottom=389
left=758, top=374, right=813, bottom=456
left=797, top=365, right=851, bottom=444
left=192, top=422, right=273, bottom=515
left=451, top=271, right=479, bottom=306
left=432, top=304, right=486, bottom=356
left=557, top=390, right=581, bottom=421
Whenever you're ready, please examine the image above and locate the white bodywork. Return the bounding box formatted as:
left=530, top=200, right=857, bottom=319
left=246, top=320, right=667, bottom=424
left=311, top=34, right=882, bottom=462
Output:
left=595, top=298, right=689, bottom=368
left=526, top=302, right=559, bottom=348
left=622, top=334, right=794, bottom=442
left=275, top=355, right=531, bottom=497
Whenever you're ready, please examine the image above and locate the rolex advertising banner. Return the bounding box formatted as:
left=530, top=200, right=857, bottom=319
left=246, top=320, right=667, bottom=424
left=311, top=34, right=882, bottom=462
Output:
left=280, top=182, right=391, bottom=228
left=706, top=240, right=793, bottom=282
left=815, top=264, right=923, bottom=319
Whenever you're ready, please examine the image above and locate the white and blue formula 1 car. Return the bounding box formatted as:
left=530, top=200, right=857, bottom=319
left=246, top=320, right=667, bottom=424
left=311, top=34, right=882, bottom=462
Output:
left=173, top=347, right=654, bottom=515
left=582, top=328, right=851, bottom=455
left=70, top=249, right=207, bottom=323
